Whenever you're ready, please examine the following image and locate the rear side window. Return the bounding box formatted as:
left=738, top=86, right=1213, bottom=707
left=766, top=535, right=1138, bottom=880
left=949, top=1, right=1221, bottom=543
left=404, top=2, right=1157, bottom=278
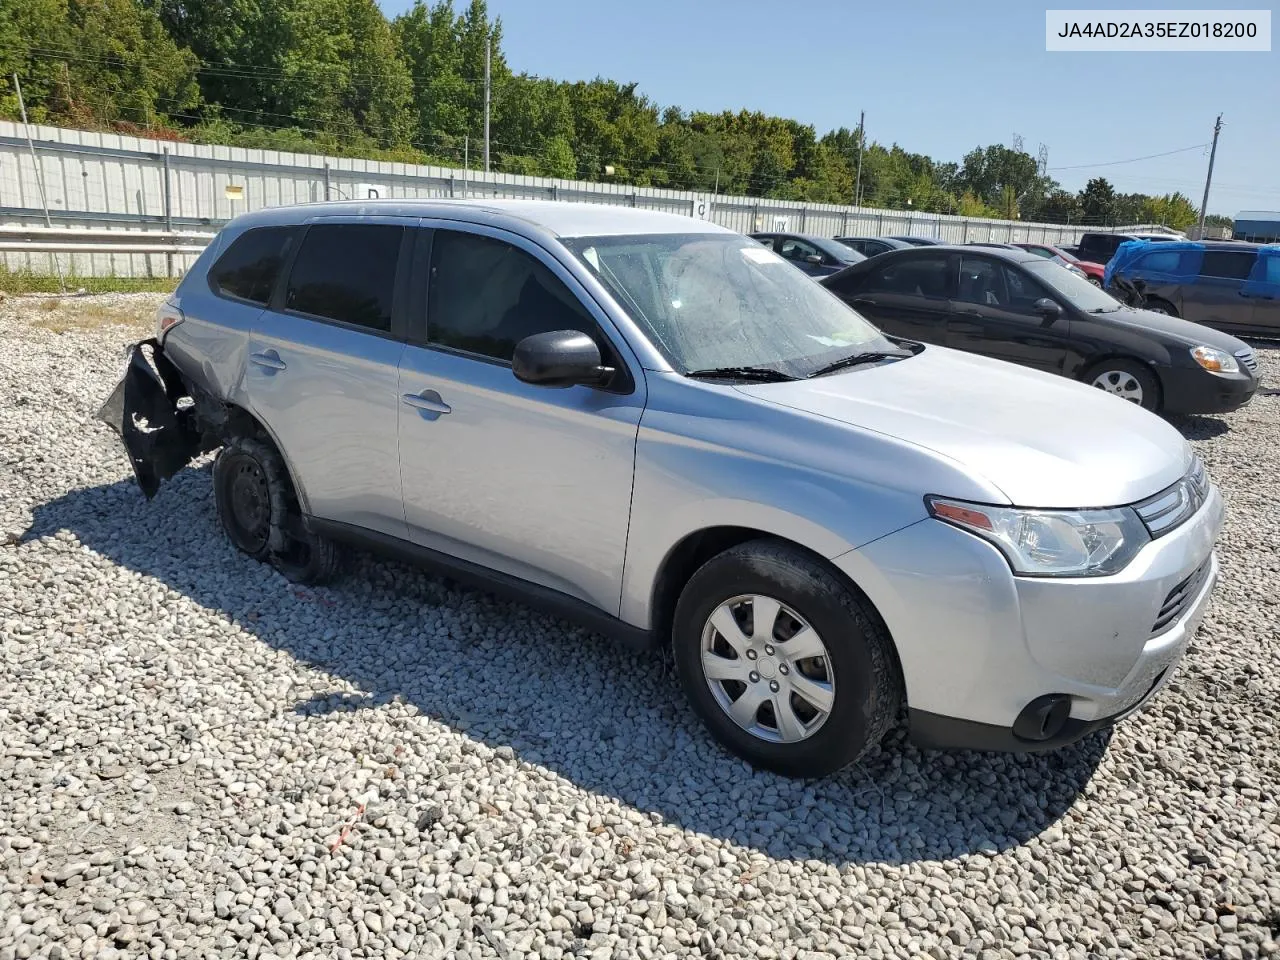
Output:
left=865, top=256, right=951, bottom=297
left=285, top=224, right=403, bottom=332
left=208, top=226, right=294, bottom=304
left=427, top=230, right=599, bottom=362
left=1199, top=251, right=1257, bottom=280
left=1080, top=235, right=1123, bottom=260
left=1264, top=256, right=1280, bottom=285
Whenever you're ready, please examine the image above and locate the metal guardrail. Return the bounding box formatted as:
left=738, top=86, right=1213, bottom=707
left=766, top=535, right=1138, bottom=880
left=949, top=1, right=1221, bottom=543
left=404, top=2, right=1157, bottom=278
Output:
left=0, top=226, right=213, bottom=256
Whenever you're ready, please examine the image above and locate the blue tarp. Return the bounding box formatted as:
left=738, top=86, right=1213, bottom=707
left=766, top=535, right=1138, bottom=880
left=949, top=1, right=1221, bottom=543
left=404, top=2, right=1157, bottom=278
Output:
left=1103, top=239, right=1207, bottom=288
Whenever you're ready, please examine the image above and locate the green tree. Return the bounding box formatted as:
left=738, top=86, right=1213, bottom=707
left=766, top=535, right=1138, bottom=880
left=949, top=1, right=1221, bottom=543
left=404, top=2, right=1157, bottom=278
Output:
left=1079, top=177, right=1117, bottom=225
left=2, top=0, right=200, bottom=126
left=1141, top=192, right=1198, bottom=230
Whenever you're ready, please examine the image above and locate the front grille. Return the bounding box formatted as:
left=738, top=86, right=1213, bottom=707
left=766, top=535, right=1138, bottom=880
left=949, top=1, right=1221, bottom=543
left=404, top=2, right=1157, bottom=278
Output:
left=1134, top=457, right=1210, bottom=538
left=1152, top=558, right=1211, bottom=635
left=1235, top=348, right=1258, bottom=376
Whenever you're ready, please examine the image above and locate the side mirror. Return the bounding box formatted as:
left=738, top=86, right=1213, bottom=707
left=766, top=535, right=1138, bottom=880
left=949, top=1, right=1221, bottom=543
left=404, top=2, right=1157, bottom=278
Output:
left=1033, top=297, right=1063, bottom=320
left=804, top=254, right=824, bottom=265
left=512, top=330, right=614, bottom=388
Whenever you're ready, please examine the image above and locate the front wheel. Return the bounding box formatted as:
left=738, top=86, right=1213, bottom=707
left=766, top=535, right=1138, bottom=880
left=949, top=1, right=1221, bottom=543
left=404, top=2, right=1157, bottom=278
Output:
left=1142, top=298, right=1178, bottom=317
left=1082, top=358, right=1161, bottom=411
left=672, top=539, right=901, bottom=778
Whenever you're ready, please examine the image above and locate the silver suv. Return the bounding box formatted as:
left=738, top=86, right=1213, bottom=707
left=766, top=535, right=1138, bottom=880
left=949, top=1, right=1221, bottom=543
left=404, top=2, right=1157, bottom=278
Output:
left=100, top=200, right=1224, bottom=778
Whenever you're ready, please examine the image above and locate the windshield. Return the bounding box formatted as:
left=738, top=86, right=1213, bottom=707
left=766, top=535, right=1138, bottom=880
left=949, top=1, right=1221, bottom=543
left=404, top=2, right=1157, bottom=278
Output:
left=811, top=236, right=862, bottom=263
left=1026, top=259, right=1121, bottom=312
left=563, top=232, right=896, bottom=376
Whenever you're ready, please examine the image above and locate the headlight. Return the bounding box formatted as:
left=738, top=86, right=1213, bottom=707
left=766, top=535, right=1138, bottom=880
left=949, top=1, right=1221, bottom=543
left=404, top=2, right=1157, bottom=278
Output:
left=926, top=497, right=1150, bottom=577
left=1190, top=345, right=1239, bottom=375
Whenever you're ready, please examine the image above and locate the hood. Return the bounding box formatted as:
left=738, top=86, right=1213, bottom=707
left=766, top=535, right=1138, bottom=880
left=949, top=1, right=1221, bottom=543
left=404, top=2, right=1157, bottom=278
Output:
left=1099, top=306, right=1250, bottom=352
left=737, top=346, right=1192, bottom=508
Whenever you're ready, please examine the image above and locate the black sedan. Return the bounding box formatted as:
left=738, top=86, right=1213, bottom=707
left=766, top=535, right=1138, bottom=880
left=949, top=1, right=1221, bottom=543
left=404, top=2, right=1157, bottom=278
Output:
left=820, top=246, right=1260, bottom=415
left=750, top=232, right=865, bottom=277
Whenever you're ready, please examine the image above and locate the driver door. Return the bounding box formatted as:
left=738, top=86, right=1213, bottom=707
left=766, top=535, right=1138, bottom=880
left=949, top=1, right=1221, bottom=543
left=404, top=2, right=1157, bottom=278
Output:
left=396, top=223, right=646, bottom=614
left=778, top=236, right=829, bottom=276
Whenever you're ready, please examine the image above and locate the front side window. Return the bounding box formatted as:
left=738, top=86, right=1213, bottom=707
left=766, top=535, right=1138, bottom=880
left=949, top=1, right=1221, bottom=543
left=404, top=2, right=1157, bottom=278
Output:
left=285, top=224, right=402, bottom=332
left=427, top=230, right=599, bottom=362
left=779, top=237, right=822, bottom=262
left=563, top=232, right=894, bottom=377
left=209, top=226, right=295, bottom=305
left=1199, top=251, right=1257, bottom=280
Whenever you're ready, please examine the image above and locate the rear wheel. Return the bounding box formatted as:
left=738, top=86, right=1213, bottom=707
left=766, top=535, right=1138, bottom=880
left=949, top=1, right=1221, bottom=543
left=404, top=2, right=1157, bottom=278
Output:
left=213, top=435, right=342, bottom=584
left=1087, top=276, right=1102, bottom=287
left=672, top=539, right=901, bottom=779
left=1083, top=358, right=1161, bottom=411
left=1142, top=298, right=1177, bottom=316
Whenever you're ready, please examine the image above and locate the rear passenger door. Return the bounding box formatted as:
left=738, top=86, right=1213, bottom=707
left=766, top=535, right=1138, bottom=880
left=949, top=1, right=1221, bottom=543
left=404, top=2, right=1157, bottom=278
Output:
left=396, top=223, right=645, bottom=614
left=246, top=218, right=414, bottom=538
left=829, top=253, right=956, bottom=344
left=1182, top=250, right=1257, bottom=331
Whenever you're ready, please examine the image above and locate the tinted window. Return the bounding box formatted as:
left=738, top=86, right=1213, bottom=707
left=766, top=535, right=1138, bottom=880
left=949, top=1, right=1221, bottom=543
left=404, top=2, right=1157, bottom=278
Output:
left=1079, top=235, right=1121, bottom=260
left=285, top=224, right=402, bottom=331
left=1264, top=256, right=1280, bottom=285
left=779, top=237, right=822, bottom=262
left=427, top=231, right=598, bottom=362
left=1136, top=250, right=1192, bottom=274
left=864, top=256, right=951, bottom=297
left=957, top=256, right=1007, bottom=306
left=1199, top=251, right=1257, bottom=280
left=209, top=226, right=294, bottom=304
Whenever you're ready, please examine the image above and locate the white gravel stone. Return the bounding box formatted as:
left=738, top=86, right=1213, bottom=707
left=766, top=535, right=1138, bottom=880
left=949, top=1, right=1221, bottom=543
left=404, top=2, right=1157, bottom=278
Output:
left=0, top=292, right=1277, bottom=959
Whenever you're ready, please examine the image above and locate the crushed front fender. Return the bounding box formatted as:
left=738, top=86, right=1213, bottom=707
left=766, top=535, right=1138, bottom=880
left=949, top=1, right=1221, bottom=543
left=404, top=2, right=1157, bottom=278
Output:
left=97, top=339, right=204, bottom=498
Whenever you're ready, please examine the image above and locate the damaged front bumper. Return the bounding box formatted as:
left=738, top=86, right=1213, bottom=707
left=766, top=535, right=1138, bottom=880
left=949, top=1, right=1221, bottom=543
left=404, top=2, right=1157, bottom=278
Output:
left=97, top=339, right=211, bottom=498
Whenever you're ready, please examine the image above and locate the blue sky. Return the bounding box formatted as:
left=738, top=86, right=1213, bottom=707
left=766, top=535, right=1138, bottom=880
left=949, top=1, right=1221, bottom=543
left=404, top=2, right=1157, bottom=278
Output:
left=376, top=0, right=1278, bottom=215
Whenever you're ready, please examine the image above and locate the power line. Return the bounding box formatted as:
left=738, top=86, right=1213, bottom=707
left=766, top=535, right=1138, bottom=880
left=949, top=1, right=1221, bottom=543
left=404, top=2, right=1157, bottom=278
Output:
left=1048, top=143, right=1209, bottom=172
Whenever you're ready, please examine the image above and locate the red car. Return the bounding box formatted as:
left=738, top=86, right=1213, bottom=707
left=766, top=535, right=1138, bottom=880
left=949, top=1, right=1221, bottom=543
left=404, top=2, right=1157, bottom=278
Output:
left=1014, top=243, right=1105, bottom=286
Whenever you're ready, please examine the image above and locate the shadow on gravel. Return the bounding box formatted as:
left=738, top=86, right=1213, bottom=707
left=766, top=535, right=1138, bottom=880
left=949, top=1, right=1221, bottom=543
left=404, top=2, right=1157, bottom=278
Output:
left=1168, top=415, right=1231, bottom=440
left=25, top=470, right=1110, bottom=867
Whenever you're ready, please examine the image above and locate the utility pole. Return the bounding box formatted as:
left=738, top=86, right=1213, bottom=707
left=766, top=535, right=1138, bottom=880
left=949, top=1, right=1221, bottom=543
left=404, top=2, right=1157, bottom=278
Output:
left=13, top=73, right=64, bottom=292
left=483, top=36, right=491, bottom=173
left=1197, top=113, right=1223, bottom=240
left=853, top=110, right=865, bottom=207
left=463, top=136, right=469, bottom=199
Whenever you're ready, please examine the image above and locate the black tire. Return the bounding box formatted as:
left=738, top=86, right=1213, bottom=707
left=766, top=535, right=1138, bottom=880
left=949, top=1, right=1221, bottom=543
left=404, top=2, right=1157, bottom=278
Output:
left=671, top=538, right=901, bottom=779
left=212, top=435, right=342, bottom=584
left=1142, top=298, right=1178, bottom=317
left=1081, top=358, right=1162, bottom=412
left=1087, top=277, right=1102, bottom=288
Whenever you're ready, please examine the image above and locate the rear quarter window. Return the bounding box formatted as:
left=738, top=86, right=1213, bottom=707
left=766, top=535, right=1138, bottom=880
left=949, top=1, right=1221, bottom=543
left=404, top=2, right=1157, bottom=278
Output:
left=208, top=226, right=296, bottom=305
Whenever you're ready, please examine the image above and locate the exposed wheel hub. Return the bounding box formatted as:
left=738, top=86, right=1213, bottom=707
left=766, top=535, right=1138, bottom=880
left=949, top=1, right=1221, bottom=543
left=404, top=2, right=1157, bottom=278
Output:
left=228, top=459, right=270, bottom=551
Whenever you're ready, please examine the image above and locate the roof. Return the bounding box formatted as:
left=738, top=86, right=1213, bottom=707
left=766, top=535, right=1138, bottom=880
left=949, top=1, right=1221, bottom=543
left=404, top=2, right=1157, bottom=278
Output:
left=889, top=244, right=1041, bottom=263
left=226, top=198, right=728, bottom=239
left=1236, top=211, right=1280, bottom=220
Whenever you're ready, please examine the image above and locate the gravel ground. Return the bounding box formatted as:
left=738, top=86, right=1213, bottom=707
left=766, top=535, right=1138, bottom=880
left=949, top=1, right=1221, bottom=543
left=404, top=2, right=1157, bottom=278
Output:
left=1, top=292, right=1278, bottom=960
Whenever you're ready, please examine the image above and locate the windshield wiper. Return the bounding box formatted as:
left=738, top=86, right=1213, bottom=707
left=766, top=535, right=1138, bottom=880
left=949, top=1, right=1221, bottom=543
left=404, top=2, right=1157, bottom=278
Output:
left=807, top=350, right=912, bottom=378
left=686, top=366, right=798, bottom=383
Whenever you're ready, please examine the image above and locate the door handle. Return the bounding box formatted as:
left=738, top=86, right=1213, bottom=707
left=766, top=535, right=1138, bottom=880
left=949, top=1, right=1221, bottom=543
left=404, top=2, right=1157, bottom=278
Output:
left=956, top=307, right=985, bottom=317
left=249, top=350, right=287, bottom=371
left=851, top=297, right=877, bottom=307
left=401, top=390, right=451, bottom=415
